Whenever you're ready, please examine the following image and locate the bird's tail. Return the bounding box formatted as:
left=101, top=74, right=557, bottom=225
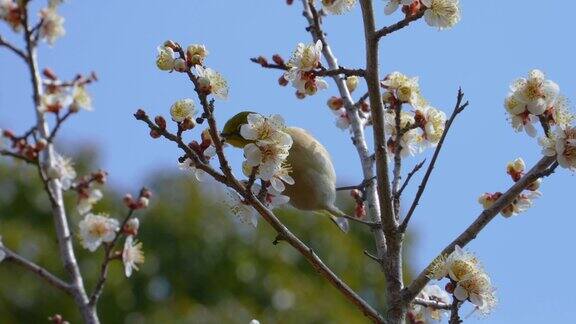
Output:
left=322, top=205, right=350, bottom=233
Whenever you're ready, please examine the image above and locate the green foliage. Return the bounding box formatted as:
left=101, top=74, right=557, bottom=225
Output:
left=0, top=158, right=412, bottom=323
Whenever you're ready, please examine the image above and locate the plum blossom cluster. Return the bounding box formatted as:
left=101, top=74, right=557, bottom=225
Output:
left=78, top=189, right=149, bottom=277
left=155, top=42, right=229, bottom=100
left=504, top=69, right=566, bottom=137
left=478, top=157, right=541, bottom=218
left=1, top=0, right=65, bottom=43
left=408, top=284, right=451, bottom=323
left=384, top=0, right=461, bottom=30
left=540, top=126, right=576, bottom=170
left=40, top=68, right=96, bottom=114
left=429, top=246, right=497, bottom=315
left=381, top=71, right=447, bottom=157
left=284, top=40, right=328, bottom=98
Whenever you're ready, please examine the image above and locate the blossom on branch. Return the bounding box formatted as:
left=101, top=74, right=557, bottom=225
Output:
left=195, top=66, right=229, bottom=100
left=39, top=7, right=65, bottom=45
left=321, top=0, right=357, bottom=15
left=48, top=152, right=77, bottom=190
left=156, top=45, right=176, bottom=71
left=78, top=213, right=119, bottom=252
left=421, top=0, right=461, bottom=30
left=540, top=126, right=576, bottom=170
left=170, top=98, right=196, bottom=122
left=285, top=40, right=322, bottom=80
left=122, top=235, right=145, bottom=278
left=224, top=189, right=259, bottom=227
left=77, top=188, right=103, bottom=215
left=382, top=71, right=426, bottom=108
left=186, top=44, right=208, bottom=66
left=70, top=85, right=92, bottom=112
left=384, top=0, right=413, bottom=15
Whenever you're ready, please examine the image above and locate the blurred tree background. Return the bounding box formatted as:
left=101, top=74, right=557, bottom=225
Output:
left=0, top=150, right=413, bottom=323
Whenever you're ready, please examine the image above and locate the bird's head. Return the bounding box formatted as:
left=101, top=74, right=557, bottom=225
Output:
left=221, top=111, right=259, bottom=148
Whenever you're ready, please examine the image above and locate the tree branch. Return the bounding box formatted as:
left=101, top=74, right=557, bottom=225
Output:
left=0, top=34, right=28, bottom=61
left=412, top=297, right=452, bottom=311
left=301, top=0, right=389, bottom=275
left=375, top=9, right=426, bottom=39
left=395, top=159, right=426, bottom=199
left=2, top=246, right=72, bottom=296
left=402, top=155, right=557, bottom=304
left=21, top=4, right=97, bottom=322
left=399, top=89, right=469, bottom=233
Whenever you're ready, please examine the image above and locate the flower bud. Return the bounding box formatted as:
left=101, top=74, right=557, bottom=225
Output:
left=181, top=117, right=196, bottom=130
left=123, top=218, right=140, bottom=236
left=173, top=58, right=188, bottom=72
left=295, top=91, right=306, bottom=99
left=272, top=54, right=285, bottom=66
left=197, top=76, right=212, bottom=93
left=35, top=139, right=48, bottom=152
left=134, top=109, right=147, bottom=120
left=93, top=170, right=108, bottom=184
left=360, top=101, right=370, bottom=113
left=278, top=76, right=288, bottom=87
left=186, top=44, right=208, bottom=66
left=346, top=75, right=359, bottom=93
left=163, top=40, right=180, bottom=51
left=140, top=187, right=152, bottom=199
left=43, top=68, right=58, bottom=81
left=445, top=282, right=455, bottom=294
left=123, top=194, right=134, bottom=207
left=327, top=96, right=344, bottom=110
left=137, top=196, right=149, bottom=209
left=155, top=116, right=167, bottom=129
left=149, top=129, right=161, bottom=139
left=256, top=56, right=268, bottom=67
left=506, top=158, right=525, bottom=182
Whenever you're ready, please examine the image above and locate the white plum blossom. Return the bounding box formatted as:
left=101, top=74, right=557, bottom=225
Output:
left=384, top=109, right=424, bottom=157
left=384, top=0, right=413, bottom=15
left=506, top=157, right=525, bottom=181
left=334, top=108, right=351, bottom=130
left=415, top=105, right=446, bottom=146
left=186, top=44, right=208, bottom=66
left=381, top=71, right=426, bottom=107
left=196, top=66, right=229, bottom=100
left=156, top=46, right=176, bottom=71
left=70, top=85, right=92, bottom=112
left=249, top=182, right=291, bottom=208
left=77, top=188, right=103, bottom=215
left=321, top=0, right=357, bottom=15
left=243, top=142, right=291, bottom=181
left=453, top=271, right=497, bottom=315
left=508, top=69, right=560, bottom=116
left=429, top=245, right=480, bottom=281
left=240, top=113, right=292, bottom=146
left=541, top=126, right=576, bottom=170
left=500, top=192, right=539, bottom=218
left=178, top=158, right=210, bottom=182
left=39, top=7, right=65, bottom=45
left=78, top=213, right=119, bottom=252
left=269, top=163, right=295, bottom=193
left=122, top=235, right=145, bottom=278
left=421, top=0, right=461, bottom=29
left=346, top=75, right=359, bottom=93
left=48, top=152, right=76, bottom=190
left=224, top=189, right=259, bottom=227
left=551, top=95, right=575, bottom=128
left=409, top=284, right=451, bottom=322
left=290, top=71, right=329, bottom=96
left=39, top=90, right=72, bottom=113
left=170, top=98, right=196, bottom=122
left=285, top=40, right=323, bottom=80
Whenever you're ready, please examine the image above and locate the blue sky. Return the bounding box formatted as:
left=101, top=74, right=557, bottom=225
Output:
left=1, top=1, right=575, bottom=322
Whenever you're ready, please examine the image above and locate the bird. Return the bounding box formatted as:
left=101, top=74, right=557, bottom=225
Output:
left=221, top=111, right=350, bottom=232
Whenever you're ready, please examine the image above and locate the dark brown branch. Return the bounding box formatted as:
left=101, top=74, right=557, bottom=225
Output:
left=402, top=155, right=557, bottom=304
left=336, top=176, right=375, bottom=191
left=395, top=159, right=426, bottom=199
left=250, top=57, right=364, bottom=77
left=0, top=149, right=36, bottom=164
left=375, top=9, right=426, bottom=39
left=2, top=246, right=72, bottom=296
left=47, top=110, right=74, bottom=143
left=0, top=34, right=28, bottom=61
left=354, top=91, right=370, bottom=108
left=448, top=298, right=462, bottom=324
left=399, top=89, right=469, bottom=233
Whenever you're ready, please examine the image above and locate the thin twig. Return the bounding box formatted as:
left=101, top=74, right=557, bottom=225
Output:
left=0, top=34, right=28, bottom=61
left=448, top=298, right=462, bottom=324
left=0, top=149, right=36, bottom=164
left=336, top=176, right=375, bottom=191
left=396, top=159, right=426, bottom=199
left=89, top=209, right=135, bottom=306
left=2, top=246, right=72, bottom=295
left=250, top=57, right=365, bottom=77
left=399, top=89, right=469, bottom=233
left=47, top=110, right=74, bottom=143
left=375, top=9, right=426, bottom=39
left=402, top=155, right=557, bottom=304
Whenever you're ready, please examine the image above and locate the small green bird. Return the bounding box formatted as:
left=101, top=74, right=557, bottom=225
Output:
left=222, top=111, right=349, bottom=232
